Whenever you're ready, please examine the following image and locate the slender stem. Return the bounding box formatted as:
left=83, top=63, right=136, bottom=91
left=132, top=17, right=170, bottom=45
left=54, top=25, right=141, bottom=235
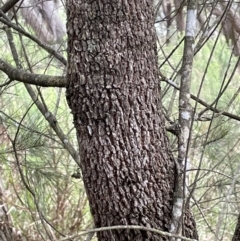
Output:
left=170, top=0, right=197, bottom=238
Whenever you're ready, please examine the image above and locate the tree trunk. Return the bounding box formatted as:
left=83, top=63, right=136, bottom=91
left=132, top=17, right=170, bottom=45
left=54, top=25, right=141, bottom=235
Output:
left=66, top=1, right=197, bottom=240
left=232, top=215, right=240, bottom=241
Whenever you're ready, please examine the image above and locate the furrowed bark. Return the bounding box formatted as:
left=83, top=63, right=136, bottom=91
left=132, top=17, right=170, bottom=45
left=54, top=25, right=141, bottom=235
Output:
left=66, top=1, right=176, bottom=240
left=232, top=214, right=240, bottom=241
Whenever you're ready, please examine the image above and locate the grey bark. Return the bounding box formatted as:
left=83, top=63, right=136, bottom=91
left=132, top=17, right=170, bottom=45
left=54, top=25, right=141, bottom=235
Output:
left=170, top=1, right=197, bottom=239
left=0, top=58, right=66, bottom=87
left=1, top=0, right=20, bottom=13
left=66, top=1, right=197, bottom=240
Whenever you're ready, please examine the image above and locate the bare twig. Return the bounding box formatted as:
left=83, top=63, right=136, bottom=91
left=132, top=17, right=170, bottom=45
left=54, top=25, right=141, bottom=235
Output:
left=4, top=23, right=80, bottom=167
left=59, top=225, right=198, bottom=241
left=161, top=78, right=240, bottom=122
left=0, top=9, right=67, bottom=65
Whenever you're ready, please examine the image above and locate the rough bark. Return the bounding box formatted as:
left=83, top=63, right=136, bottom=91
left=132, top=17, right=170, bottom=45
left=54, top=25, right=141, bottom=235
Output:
left=66, top=1, right=197, bottom=240
left=232, top=215, right=240, bottom=241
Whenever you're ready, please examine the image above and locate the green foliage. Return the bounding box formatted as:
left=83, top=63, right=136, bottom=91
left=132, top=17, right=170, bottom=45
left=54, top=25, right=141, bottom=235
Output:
left=0, top=37, right=91, bottom=240
left=159, top=32, right=240, bottom=239
left=1, top=2, right=240, bottom=241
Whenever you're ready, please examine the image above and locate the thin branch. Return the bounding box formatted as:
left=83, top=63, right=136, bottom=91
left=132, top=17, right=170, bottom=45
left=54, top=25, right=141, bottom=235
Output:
left=171, top=0, right=197, bottom=237
left=4, top=24, right=80, bottom=168
left=0, top=79, right=12, bottom=87
left=1, top=0, right=20, bottom=13
left=0, top=110, right=62, bottom=145
left=214, top=163, right=240, bottom=240
left=0, top=9, right=67, bottom=65
left=0, top=58, right=66, bottom=87
left=161, top=78, right=240, bottom=122
left=10, top=103, right=63, bottom=241
left=59, top=225, right=198, bottom=241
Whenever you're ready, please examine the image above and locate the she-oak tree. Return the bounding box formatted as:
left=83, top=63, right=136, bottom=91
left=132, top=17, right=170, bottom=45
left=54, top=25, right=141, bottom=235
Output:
left=2, top=0, right=240, bottom=240
left=66, top=0, right=197, bottom=240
